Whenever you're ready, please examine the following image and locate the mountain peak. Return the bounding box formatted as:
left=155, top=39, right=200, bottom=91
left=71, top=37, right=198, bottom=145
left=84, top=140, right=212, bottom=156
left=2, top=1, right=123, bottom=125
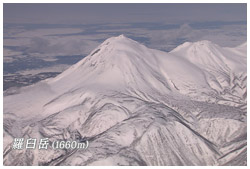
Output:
left=192, top=40, right=213, bottom=45
left=102, top=34, right=129, bottom=44
left=50, top=35, right=147, bottom=86
left=89, top=35, right=143, bottom=58
left=117, top=34, right=126, bottom=38
left=171, top=40, right=217, bottom=53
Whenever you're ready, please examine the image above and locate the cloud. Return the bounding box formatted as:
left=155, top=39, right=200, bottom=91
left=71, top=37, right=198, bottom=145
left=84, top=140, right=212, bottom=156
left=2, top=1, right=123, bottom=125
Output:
left=136, top=23, right=246, bottom=51
left=26, top=37, right=51, bottom=54
left=142, top=24, right=204, bottom=51
left=18, top=64, right=70, bottom=76
left=12, top=28, right=83, bottom=37
left=22, top=36, right=100, bottom=58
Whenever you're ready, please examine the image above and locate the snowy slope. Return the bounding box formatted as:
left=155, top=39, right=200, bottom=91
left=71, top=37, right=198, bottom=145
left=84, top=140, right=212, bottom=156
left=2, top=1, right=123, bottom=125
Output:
left=3, top=35, right=247, bottom=166
left=171, top=40, right=247, bottom=108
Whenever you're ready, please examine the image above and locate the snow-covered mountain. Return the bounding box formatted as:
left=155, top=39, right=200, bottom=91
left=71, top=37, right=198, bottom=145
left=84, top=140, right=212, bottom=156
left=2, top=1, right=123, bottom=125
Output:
left=3, top=35, right=247, bottom=165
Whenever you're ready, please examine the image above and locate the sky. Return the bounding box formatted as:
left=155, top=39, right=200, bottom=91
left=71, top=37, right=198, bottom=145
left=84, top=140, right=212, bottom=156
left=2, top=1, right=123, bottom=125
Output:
left=4, top=3, right=247, bottom=24
left=3, top=3, right=247, bottom=88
